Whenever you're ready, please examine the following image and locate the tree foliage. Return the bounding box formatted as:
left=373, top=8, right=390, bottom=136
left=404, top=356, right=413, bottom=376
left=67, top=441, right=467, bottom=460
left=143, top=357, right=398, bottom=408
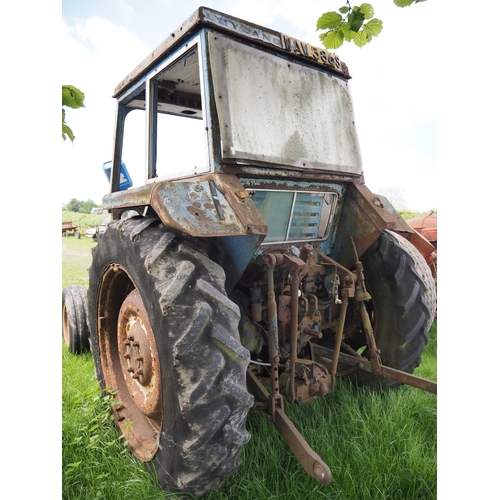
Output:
left=63, top=198, right=98, bottom=214
left=317, top=0, right=426, bottom=50
left=62, top=85, right=85, bottom=142
left=377, top=186, right=408, bottom=211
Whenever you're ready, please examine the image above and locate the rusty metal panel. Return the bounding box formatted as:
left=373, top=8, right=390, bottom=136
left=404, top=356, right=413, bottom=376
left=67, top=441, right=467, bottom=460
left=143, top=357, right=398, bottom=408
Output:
left=208, top=32, right=363, bottom=175
left=150, top=174, right=267, bottom=237
left=202, top=8, right=282, bottom=49
left=151, top=180, right=242, bottom=236
left=102, top=183, right=156, bottom=210
left=211, top=174, right=268, bottom=236
left=102, top=174, right=267, bottom=238
left=332, top=183, right=416, bottom=267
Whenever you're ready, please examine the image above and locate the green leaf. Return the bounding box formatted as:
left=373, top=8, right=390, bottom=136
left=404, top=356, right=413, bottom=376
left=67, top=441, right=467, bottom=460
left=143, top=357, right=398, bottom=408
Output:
left=394, top=0, right=422, bottom=6
left=363, top=19, right=383, bottom=37
left=62, top=85, right=85, bottom=109
left=322, top=30, right=345, bottom=50
left=359, top=3, right=375, bottom=19
left=353, top=30, right=369, bottom=47
left=338, top=22, right=350, bottom=33
left=317, top=11, right=343, bottom=30
left=317, top=3, right=384, bottom=50
left=62, top=85, right=85, bottom=142
left=348, top=10, right=365, bottom=32
left=344, top=30, right=355, bottom=43
left=338, top=24, right=355, bottom=43
left=62, top=123, right=75, bottom=142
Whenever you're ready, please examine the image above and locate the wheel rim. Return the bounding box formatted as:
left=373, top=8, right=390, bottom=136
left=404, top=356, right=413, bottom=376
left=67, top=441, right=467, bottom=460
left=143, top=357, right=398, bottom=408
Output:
left=117, top=290, right=162, bottom=420
left=97, top=264, right=162, bottom=461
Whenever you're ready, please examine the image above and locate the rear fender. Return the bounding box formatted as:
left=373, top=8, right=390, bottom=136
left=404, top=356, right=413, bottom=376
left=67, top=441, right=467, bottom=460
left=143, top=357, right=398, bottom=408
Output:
left=331, top=184, right=428, bottom=267
left=102, top=173, right=268, bottom=292
left=102, top=173, right=268, bottom=238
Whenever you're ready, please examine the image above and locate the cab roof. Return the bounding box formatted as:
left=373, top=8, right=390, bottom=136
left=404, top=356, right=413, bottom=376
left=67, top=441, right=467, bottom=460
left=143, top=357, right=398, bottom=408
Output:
left=113, top=6, right=350, bottom=98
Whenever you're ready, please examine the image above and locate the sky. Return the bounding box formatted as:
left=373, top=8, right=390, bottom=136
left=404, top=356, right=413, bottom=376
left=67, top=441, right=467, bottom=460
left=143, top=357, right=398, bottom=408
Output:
left=61, top=0, right=438, bottom=211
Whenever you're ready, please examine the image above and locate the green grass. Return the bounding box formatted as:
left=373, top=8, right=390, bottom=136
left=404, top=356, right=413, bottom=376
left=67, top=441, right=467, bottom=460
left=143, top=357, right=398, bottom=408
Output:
left=398, top=209, right=433, bottom=221
left=62, top=348, right=167, bottom=500
left=62, top=235, right=97, bottom=289
left=62, top=237, right=437, bottom=499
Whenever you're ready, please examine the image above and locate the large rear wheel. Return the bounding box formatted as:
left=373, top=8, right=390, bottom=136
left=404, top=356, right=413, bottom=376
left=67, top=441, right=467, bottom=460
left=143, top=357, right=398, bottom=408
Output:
left=346, top=230, right=436, bottom=388
left=87, top=217, right=253, bottom=497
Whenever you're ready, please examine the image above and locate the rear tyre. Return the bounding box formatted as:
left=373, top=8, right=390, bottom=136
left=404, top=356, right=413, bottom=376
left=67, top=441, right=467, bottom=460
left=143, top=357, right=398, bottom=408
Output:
left=348, top=230, right=434, bottom=388
left=387, top=230, right=436, bottom=327
left=62, top=285, right=90, bottom=354
left=88, top=217, right=253, bottom=497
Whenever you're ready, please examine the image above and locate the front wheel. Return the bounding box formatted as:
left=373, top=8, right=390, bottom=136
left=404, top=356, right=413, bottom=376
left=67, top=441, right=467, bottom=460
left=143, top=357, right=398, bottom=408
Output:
left=87, top=217, right=253, bottom=497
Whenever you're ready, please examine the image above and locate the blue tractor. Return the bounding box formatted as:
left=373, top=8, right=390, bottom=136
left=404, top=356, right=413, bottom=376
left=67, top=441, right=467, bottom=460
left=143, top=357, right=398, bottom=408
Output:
left=62, top=7, right=436, bottom=498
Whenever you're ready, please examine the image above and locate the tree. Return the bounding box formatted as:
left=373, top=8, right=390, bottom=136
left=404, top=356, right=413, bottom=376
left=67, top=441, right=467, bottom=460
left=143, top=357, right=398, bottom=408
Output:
left=81, top=199, right=99, bottom=214
left=62, top=85, right=85, bottom=142
left=317, top=0, right=427, bottom=50
left=64, top=198, right=82, bottom=212
left=63, top=198, right=98, bottom=214
left=377, top=186, right=408, bottom=211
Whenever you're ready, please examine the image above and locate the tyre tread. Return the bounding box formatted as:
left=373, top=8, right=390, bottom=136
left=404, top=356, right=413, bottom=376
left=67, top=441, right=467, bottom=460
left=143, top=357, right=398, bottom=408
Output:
left=357, top=230, right=434, bottom=388
left=88, top=217, right=252, bottom=497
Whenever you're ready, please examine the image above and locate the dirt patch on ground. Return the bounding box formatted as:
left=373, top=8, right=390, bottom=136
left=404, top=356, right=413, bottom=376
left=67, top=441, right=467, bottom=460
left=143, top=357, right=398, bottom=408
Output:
left=62, top=246, right=92, bottom=258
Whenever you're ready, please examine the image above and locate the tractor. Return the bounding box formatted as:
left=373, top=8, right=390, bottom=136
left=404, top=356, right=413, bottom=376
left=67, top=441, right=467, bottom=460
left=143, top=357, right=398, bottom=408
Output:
left=407, top=209, right=437, bottom=284
left=62, top=7, right=437, bottom=497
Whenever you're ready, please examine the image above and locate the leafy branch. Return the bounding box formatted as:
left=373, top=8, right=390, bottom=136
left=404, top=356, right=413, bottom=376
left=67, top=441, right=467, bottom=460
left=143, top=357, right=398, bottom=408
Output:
left=317, top=0, right=426, bottom=50
left=62, top=85, right=85, bottom=142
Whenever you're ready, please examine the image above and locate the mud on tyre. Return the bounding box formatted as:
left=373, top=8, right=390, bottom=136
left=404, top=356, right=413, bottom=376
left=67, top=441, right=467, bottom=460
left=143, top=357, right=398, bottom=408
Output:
left=87, top=216, right=253, bottom=497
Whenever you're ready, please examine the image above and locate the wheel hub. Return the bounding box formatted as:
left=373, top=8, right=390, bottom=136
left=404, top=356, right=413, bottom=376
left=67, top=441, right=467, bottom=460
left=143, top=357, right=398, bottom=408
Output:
left=117, top=289, right=161, bottom=420
left=124, top=321, right=153, bottom=386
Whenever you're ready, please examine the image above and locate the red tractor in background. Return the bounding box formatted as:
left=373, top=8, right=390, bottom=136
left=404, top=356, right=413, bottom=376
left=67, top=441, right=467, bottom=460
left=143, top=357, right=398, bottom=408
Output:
left=406, top=210, right=437, bottom=285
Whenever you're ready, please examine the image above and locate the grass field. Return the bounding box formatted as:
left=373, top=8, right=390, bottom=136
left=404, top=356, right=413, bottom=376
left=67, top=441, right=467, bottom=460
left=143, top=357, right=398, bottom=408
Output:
left=62, top=234, right=97, bottom=289
left=62, top=235, right=437, bottom=500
